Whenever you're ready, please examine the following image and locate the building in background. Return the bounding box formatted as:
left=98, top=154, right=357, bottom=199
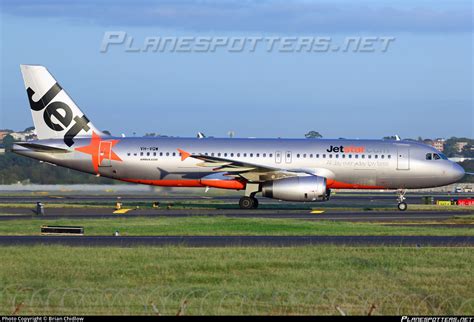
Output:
left=433, top=138, right=445, bottom=152
left=0, top=130, right=13, bottom=141
left=9, top=129, right=37, bottom=142
left=455, top=141, right=468, bottom=152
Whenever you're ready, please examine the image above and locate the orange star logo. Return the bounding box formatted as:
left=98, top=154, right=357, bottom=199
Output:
left=75, top=132, right=122, bottom=173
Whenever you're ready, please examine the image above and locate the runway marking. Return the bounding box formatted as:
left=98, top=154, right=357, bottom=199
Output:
left=310, top=210, right=325, bottom=214
left=113, top=209, right=132, bottom=214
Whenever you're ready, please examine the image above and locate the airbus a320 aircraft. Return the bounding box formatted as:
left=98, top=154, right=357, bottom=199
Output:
left=13, top=65, right=467, bottom=210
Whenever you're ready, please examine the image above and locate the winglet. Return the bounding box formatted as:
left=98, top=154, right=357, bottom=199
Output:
left=178, top=148, right=191, bottom=161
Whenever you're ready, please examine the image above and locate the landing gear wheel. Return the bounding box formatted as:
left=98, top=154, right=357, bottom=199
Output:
left=239, top=196, right=254, bottom=209
left=252, top=198, right=259, bottom=209
left=397, top=202, right=407, bottom=211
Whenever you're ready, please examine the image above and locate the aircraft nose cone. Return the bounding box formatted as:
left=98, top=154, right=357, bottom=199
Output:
left=451, top=163, right=465, bottom=181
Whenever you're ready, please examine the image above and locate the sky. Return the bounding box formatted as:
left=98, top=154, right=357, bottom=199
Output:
left=0, top=0, right=473, bottom=139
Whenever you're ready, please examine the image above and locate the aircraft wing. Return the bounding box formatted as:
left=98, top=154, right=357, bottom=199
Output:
left=178, top=149, right=317, bottom=182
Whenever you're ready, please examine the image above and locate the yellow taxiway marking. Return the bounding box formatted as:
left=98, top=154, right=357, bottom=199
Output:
left=310, top=210, right=325, bottom=214
left=113, top=209, right=132, bottom=214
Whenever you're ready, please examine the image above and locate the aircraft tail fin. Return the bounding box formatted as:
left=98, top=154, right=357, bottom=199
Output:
left=20, top=65, right=102, bottom=147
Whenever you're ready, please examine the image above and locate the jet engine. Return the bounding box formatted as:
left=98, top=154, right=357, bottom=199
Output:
left=261, top=176, right=329, bottom=202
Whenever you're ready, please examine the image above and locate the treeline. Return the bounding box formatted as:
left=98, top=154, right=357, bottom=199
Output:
left=0, top=152, right=120, bottom=185
left=459, top=160, right=474, bottom=183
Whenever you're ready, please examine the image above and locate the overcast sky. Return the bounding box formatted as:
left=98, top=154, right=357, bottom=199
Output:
left=1, top=0, right=472, bottom=139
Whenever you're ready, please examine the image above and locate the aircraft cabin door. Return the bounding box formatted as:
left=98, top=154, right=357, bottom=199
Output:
left=275, top=151, right=282, bottom=164
left=99, top=141, right=112, bottom=167
left=396, top=147, right=410, bottom=170
left=285, top=151, right=292, bottom=164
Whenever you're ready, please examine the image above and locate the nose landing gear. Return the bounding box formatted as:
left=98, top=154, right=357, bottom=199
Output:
left=397, top=189, right=407, bottom=211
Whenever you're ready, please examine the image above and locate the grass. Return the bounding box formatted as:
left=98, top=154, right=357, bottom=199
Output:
left=0, top=246, right=472, bottom=315
left=0, top=216, right=472, bottom=236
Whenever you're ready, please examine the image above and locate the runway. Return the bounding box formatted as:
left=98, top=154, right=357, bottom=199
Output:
left=0, top=235, right=472, bottom=247
left=1, top=192, right=471, bottom=204
left=0, top=207, right=472, bottom=222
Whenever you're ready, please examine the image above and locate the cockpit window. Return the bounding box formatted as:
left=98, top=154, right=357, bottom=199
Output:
left=426, top=152, right=447, bottom=161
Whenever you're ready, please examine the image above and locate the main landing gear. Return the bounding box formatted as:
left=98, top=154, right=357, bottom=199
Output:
left=239, top=183, right=260, bottom=209
left=239, top=196, right=259, bottom=209
left=397, top=189, right=407, bottom=211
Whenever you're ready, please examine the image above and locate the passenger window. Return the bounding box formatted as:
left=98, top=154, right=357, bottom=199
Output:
left=355, top=155, right=358, bottom=159
left=153, top=152, right=156, bottom=156
left=329, top=154, right=333, bottom=158
left=426, top=153, right=432, bottom=160
left=342, top=154, right=345, bottom=158
left=316, top=154, right=319, bottom=158
left=218, top=153, right=221, bottom=157
left=269, top=153, right=273, bottom=157
left=433, top=153, right=441, bottom=160
left=140, top=152, right=144, bottom=156
left=237, top=153, right=240, bottom=157
left=173, top=152, right=176, bottom=156
left=335, top=154, right=339, bottom=158
left=134, top=153, right=137, bottom=156
left=388, top=155, right=391, bottom=159
left=257, top=153, right=260, bottom=157
left=322, top=154, right=326, bottom=158
left=147, top=152, right=150, bottom=156
left=297, top=154, right=300, bottom=158
left=348, top=155, right=352, bottom=159
left=211, top=153, right=214, bottom=156
left=250, top=153, right=253, bottom=157
left=381, top=155, right=384, bottom=159
left=368, top=155, right=371, bottom=159
left=374, top=155, right=378, bottom=159
left=224, top=153, right=228, bottom=157
left=127, top=153, right=131, bottom=156
left=310, top=154, right=313, bottom=158
left=231, top=153, right=234, bottom=157
left=263, top=153, right=266, bottom=157
left=361, top=155, right=365, bottom=159
left=160, top=152, right=163, bottom=156
left=166, top=152, right=169, bottom=156
left=243, top=153, right=247, bottom=157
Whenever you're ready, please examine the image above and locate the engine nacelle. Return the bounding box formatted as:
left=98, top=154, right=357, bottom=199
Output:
left=261, top=176, right=328, bottom=202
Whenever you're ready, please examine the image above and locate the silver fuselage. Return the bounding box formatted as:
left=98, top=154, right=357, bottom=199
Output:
left=13, top=137, right=465, bottom=190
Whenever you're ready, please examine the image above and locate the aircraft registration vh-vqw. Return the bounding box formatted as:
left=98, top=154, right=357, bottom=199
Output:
left=13, top=65, right=467, bottom=211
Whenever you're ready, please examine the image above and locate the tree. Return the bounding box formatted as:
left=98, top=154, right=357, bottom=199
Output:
left=24, top=126, right=35, bottom=132
left=305, top=131, right=323, bottom=139
left=3, top=134, right=15, bottom=152
left=102, top=130, right=112, bottom=136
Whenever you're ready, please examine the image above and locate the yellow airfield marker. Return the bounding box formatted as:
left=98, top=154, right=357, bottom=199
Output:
left=310, top=210, right=325, bottom=214
left=113, top=209, right=132, bottom=214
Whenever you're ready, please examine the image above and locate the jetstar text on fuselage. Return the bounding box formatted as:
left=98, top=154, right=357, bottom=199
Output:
left=326, top=145, right=365, bottom=153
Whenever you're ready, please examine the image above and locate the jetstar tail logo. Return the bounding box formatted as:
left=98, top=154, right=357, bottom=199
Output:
left=27, top=82, right=91, bottom=147
left=75, top=132, right=122, bottom=173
